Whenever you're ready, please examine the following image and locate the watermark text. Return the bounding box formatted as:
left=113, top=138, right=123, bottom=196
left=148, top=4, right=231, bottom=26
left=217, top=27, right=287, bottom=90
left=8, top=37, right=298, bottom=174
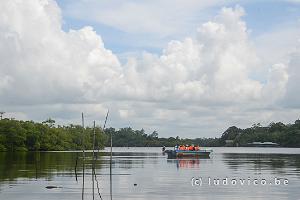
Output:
left=191, top=177, right=289, bottom=187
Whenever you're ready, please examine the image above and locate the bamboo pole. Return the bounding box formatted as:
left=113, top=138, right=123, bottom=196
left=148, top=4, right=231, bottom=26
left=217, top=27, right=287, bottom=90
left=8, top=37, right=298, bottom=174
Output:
left=81, top=113, right=85, bottom=200
left=93, top=111, right=109, bottom=200
left=109, top=111, right=112, bottom=200
left=92, top=121, right=96, bottom=200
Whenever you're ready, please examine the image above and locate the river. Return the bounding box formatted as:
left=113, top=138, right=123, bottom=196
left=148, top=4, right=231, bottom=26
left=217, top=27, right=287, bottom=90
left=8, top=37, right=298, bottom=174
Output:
left=1, top=147, right=300, bottom=200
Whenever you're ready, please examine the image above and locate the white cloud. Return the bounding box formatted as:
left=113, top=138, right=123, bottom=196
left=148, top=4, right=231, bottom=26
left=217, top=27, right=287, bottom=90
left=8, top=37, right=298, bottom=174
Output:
left=283, top=44, right=300, bottom=107
left=62, top=0, right=237, bottom=36
left=118, top=6, right=266, bottom=105
left=0, top=0, right=299, bottom=137
left=254, top=25, right=300, bottom=66
left=0, top=0, right=121, bottom=105
left=263, top=64, right=289, bottom=103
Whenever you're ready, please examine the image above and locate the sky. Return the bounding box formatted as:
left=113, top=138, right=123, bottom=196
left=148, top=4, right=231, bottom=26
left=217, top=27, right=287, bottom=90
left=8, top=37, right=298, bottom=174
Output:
left=0, top=0, right=300, bottom=138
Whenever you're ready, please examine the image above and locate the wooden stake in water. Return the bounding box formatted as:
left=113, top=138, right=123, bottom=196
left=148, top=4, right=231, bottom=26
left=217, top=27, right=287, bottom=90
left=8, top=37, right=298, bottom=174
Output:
left=102, top=110, right=111, bottom=200
left=75, top=152, right=78, bottom=182
left=93, top=110, right=109, bottom=200
left=107, top=110, right=112, bottom=200
left=81, top=113, right=85, bottom=200
left=110, top=134, right=112, bottom=200
left=92, top=121, right=96, bottom=200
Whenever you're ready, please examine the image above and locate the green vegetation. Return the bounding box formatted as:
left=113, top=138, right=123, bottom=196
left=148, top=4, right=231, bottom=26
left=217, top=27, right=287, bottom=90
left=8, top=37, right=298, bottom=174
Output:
left=1, top=118, right=300, bottom=151
left=105, top=120, right=300, bottom=148
left=104, top=127, right=221, bottom=147
left=0, top=118, right=106, bottom=151
left=220, top=120, right=300, bottom=147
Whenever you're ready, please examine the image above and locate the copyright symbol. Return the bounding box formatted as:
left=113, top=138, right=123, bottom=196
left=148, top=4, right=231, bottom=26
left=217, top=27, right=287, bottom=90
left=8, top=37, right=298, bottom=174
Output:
left=191, top=177, right=202, bottom=186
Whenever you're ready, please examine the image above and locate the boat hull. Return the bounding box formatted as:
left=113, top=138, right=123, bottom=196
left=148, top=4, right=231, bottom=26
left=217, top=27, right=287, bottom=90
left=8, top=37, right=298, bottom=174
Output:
left=165, top=149, right=212, bottom=159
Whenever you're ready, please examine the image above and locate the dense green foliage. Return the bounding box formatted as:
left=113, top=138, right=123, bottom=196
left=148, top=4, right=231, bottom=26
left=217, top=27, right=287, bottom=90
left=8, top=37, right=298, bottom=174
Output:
left=220, top=120, right=300, bottom=147
left=104, top=127, right=221, bottom=147
left=1, top=118, right=300, bottom=151
left=104, top=120, right=300, bottom=147
left=0, top=118, right=107, bottom=151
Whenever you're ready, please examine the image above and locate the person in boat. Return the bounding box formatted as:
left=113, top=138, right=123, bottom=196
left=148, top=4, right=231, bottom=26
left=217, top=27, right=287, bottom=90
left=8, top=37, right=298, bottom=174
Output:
left=189, top=145, right=195, bottom=151
left=179, top=145, right=185, bottom=150
left=174, top=144, right=179, bottom=150
left=194, top=145, right=200, bottom=151
left=162, top=146, right=166, bottom=152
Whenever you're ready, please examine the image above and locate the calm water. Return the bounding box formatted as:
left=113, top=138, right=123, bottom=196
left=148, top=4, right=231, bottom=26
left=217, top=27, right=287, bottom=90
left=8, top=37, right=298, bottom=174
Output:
left=1, top=147, right=300, bottom=200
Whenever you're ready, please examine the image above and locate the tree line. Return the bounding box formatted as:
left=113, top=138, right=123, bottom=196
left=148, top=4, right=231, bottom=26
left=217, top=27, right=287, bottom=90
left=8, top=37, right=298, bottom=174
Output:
left=0, top=118, right=300, bottom=151
left=219, top=120, right=300, bottom=147
left=104, top=119, right=300, bottom=148
left=0, top=118, right=106, bottom=151
left=104, top=127, right=221, bottom=147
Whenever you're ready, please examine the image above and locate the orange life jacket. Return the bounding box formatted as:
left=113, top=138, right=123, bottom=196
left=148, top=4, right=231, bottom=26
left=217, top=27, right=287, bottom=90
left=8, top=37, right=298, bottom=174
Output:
left=179, top=146, right=185, bottom=150
left=189, top=146, right=194, bottom=151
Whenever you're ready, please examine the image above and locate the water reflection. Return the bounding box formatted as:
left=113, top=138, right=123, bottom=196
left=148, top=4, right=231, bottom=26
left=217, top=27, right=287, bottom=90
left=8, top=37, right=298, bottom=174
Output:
left=0, top=152, right=104, bottom=181
left=167, top=157, right=212, bottom=169
left=1, top=148, right=300, bottom=200
left=0, top=151, right=163, bottom=183
left=223, top=153, right=300, bottom=176
left=177, top=159, right=200, bottom=169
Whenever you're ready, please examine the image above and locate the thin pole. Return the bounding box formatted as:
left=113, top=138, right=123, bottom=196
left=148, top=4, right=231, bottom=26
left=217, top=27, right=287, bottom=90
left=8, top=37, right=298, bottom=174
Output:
left=75, top=152, right=78, bottom=182
left=35, top=152, right=38, bottom=180
left=93, top=111, right=109, bottom=200
left=109, top=110, right=112, bottom=200
left=81, top=113, right=85, bottom=200
left=92, top=121, right=96, bottom=200
left=102, top=110, right=111, bottom=200
left=103, top=110, right=109, bottom=130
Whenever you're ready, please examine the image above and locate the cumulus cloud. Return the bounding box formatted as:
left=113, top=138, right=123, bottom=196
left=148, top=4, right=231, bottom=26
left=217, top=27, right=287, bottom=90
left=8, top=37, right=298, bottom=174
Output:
left=0, top=0, right=298, bottom=137
left=0, top=0, right=121, bottom=106
left=118, top=6, right=281, bottom=105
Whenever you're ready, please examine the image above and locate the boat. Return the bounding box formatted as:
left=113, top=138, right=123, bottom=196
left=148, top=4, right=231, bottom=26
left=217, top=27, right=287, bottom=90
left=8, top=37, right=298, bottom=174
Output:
left=165, top=149, right=212, bottom=159
left=245, top=142, right=280, bottom=147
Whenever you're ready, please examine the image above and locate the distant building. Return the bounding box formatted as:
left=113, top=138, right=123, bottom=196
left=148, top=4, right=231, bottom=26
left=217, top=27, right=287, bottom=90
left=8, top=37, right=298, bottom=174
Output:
left=246, top=142, right=279, bottom=147
left=225, top=140, right=234, bottom=147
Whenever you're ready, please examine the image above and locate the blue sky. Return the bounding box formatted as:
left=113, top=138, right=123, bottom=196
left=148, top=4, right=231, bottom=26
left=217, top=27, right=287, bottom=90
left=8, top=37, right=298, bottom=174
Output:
left=56, top=0, right=300, bottom=58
